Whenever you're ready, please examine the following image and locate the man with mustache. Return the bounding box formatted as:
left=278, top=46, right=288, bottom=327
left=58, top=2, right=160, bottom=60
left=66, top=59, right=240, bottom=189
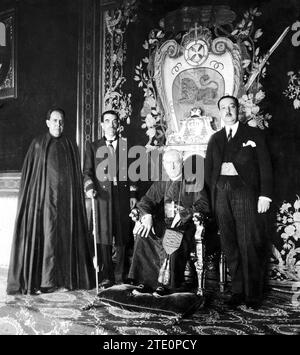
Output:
left=205, top=95, right=273, bottom=309
left=83, top=110, right=137, bottom=289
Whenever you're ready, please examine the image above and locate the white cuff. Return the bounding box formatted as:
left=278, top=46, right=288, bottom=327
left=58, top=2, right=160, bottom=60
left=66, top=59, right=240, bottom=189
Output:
left=259, top=196, right=272, bottom=202
left=141, top=213, right=152, bottom=218
left=130, top=185, right=138, bottom=191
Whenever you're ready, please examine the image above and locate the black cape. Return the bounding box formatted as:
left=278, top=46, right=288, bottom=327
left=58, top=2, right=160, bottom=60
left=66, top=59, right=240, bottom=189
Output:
left=7, top=133, right=95, bottom=295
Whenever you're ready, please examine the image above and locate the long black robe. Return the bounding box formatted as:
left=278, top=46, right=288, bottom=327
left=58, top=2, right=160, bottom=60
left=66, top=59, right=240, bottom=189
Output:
left=128, top=179, right=210, bottom=291
left=7, top=133, right=95, bottom=295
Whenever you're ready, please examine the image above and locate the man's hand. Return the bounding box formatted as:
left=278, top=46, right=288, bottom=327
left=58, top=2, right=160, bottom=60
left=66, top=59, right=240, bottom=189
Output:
left=86, top=189, right=97, bottom=199
left=130, top=197, right=137, bottom=209
left=192, top=212, right=205, bottom=226
left=129, top=208, right=139, bottom=222
left=257, top=198, right=270, bottom=213
left=93, top=256, right=98, bottom=270
left=135, top=214, right=153, bottom=238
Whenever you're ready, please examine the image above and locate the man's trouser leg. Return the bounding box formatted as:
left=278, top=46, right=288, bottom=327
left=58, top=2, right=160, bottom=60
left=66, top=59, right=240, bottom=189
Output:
left=98, top=244, right=114, bottom=282
left=230, top=186, right=266, bottom=302
left=114, top=245, right=125, bottom=283
left=216, top=184, right=243, bottom=295
left=216, top=184, right=266, bottom=301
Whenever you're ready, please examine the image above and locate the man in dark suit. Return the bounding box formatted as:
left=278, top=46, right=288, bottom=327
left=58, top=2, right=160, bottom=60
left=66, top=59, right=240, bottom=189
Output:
left=205, top=95, right=273, bottom=309
left=83, top=110, right=137, bottom=289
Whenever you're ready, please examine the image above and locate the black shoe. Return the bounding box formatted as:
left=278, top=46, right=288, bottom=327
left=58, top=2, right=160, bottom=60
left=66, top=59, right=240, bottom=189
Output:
left=125, top=278, right=137, bottom=286
left=245, top=300, right=261, bottom=310
left=41, top=286, right=57, bottom=294
left=98, top=279, right=114, bottom=289
left=225, top=293, right=244, bottom=308
left=175, top=282, right=195, bottom=293
left=153, top=286, right=169, bottom=297
left=135, top=284, right=153, bottom=294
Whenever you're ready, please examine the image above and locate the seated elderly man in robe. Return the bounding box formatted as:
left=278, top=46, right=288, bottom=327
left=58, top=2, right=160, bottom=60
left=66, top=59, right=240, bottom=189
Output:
left=128, top=150, right=210, bottom=296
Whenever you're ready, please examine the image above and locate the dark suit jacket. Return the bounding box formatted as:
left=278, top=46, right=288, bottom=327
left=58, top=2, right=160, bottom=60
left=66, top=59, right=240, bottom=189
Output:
left=205, top=122, right=273, bottom=212
left=83, top=136, right=132, bottom=245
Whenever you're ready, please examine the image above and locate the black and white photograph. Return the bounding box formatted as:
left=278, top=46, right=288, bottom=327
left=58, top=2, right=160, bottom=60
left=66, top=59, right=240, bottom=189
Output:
left=0, top=0, right=299, bottom=339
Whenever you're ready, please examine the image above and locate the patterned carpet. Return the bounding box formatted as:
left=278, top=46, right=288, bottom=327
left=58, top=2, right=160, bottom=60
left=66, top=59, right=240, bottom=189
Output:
left=0, top=267, right=300, bottom=335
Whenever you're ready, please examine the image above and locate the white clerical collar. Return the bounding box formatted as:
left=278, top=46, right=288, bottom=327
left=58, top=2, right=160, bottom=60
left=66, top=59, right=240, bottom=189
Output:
left=225, top=121, right=239, bottom=138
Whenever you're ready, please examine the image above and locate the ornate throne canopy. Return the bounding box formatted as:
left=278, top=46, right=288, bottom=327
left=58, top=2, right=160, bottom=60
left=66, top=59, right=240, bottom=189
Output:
left=153, top=10, right=243, bottom=158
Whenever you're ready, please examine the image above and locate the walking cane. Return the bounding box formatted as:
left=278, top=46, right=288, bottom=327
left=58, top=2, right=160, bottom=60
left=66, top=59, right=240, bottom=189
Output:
left=91, top=196, right=99, bottom=295
left=81, top=196, right=99, bottom=311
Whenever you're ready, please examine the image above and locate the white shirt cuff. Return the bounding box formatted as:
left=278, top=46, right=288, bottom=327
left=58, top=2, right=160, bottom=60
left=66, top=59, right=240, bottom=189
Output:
left=259, top=196, right=272, bottom=202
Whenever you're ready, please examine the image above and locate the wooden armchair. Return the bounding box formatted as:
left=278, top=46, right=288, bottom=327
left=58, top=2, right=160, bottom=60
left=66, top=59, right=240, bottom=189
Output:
left=129, top=208, right=227, bottom=295
left=192, top=214, right=227, bottom=295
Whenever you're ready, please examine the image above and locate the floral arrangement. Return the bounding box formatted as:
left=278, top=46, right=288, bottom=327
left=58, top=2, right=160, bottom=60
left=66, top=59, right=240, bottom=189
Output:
left=229, top=7, right=272, bottom=129
left=104, top=78, right=132, bottom=127
left=134, top=29, right=166, bottom=149
left=104, top=0, right=137, bottom=129
left=230, top=9, right=266, bottom=78
left=283, top=71, right=300, bottom=110
left=271, top=196, right=300, bottom=281
left=238, top=91, right=272, bottom=129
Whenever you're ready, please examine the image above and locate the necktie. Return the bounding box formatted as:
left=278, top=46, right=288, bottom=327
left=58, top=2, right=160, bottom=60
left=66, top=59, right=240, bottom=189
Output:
left=227, top=128, right=232, bottom=142
left=107, top=140, right=117, bottom=185
left=107, top=140, right=115, bottom=152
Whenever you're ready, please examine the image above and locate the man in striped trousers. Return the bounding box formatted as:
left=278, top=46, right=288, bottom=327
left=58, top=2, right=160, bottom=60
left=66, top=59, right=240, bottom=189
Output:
left=205, top=95, right=273, bottom=309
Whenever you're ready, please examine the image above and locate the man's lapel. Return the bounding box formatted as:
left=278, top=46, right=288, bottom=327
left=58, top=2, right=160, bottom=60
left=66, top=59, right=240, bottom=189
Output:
left=213, top=123, right=247, bottom=162
left=99, top=136, right=106, bottom=147
left=215, top=128, right=226, bottom=156
left=116, top=137, right=120, bottom=174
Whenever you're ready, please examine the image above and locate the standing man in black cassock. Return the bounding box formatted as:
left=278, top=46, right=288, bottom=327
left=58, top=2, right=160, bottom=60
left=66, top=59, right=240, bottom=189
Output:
left=7, top=108, right=95, bottom=295
left=83, top=110, right=137, bottom=289
left=205, top=95, right=273, bottom=309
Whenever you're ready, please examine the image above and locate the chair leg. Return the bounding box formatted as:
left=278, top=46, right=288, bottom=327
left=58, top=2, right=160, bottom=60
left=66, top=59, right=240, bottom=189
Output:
left=193, top=225, right=205, bottom=296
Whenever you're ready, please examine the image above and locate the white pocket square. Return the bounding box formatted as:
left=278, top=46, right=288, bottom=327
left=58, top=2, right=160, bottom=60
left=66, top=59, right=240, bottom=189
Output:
left=242, top=140, right=256, bottom=147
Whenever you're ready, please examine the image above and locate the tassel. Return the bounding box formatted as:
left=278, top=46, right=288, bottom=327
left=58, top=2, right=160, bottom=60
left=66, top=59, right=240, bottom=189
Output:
left=158, top=255, right=170, bottom=285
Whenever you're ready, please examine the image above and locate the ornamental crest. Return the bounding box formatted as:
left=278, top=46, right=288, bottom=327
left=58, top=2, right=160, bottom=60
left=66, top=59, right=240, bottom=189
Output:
left=183, top=26, right=211, bottom=66
left=153, top=24, right=243, bottom=156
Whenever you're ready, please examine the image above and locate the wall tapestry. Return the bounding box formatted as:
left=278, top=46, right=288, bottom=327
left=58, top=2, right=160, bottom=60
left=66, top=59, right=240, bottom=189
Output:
left=283, top=70, right=300, bottom=109
left=0, top=8, right=16, bottom=100
left=134, top=7, right=290, bottom=149
left=102, top=0, right=137, bottom=134
left=271, top=196, right=300, bottom=286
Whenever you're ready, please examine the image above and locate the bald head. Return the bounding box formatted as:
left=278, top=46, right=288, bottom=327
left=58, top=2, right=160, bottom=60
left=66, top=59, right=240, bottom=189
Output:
left=163, top=149, right=182, bottom=180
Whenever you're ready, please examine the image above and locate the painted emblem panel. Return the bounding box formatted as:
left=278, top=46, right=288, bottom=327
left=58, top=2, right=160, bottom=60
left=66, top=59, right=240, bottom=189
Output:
left=154, top=25, right=242, bottom=156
